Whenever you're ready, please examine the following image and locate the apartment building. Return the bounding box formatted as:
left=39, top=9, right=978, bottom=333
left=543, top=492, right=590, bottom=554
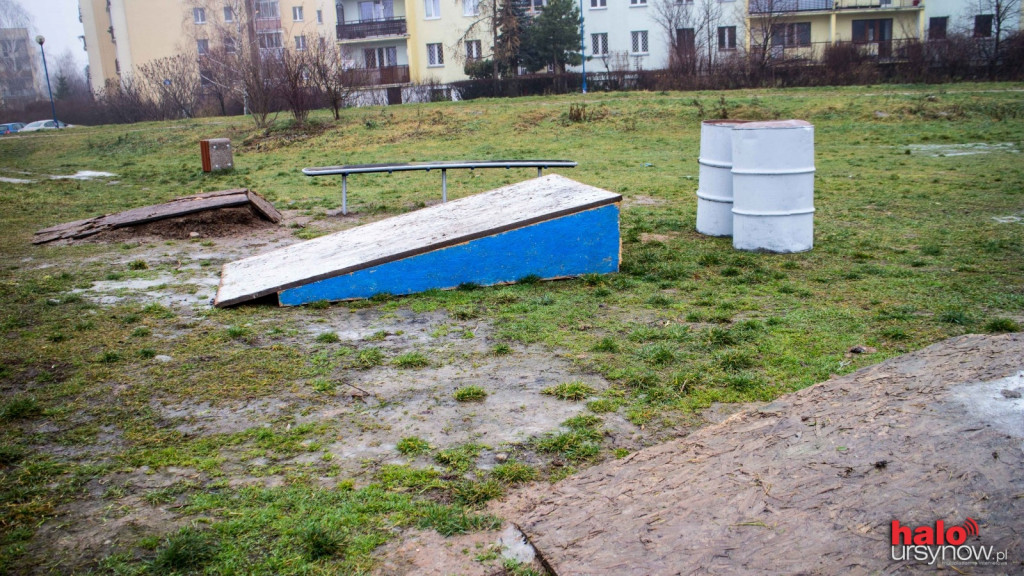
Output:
left=80, top=0, right=335, bottom=94
left=0, top=28, right=43, bottom=106
left=577, top=0, right=1023, bottom=73
left=78, top=0, right=1024, bottom=98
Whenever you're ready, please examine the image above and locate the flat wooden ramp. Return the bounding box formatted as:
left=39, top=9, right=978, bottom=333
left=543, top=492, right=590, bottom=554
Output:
left=514, top=334, right=1024, bottom=575
left=215, top=175, right=621, bottom=307
left=33, top=189, right=281, bottom=244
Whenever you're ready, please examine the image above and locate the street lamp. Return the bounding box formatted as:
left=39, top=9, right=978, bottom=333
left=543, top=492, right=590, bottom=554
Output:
left=579, top=0, right=586, bottom=93
left=35, top=35, right=60, bottom=129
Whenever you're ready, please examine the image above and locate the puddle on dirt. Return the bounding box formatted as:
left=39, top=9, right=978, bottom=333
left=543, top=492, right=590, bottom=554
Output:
left=992, top=213, right=1023, bottom=224
left=0, top=176, right=33, bottom=184
left=950, top=370, right=1024, bottom=449
left=74, top=274, right=221, bottom=309
left=156, top=307, right=642, bottom=479
left=49, top=171, right=117, bottom=180
left=903, top=142, right=1019, bottom=157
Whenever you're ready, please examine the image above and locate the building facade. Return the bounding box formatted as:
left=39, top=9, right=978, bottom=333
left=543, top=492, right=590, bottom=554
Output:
left=78, top=0, right=1024, bottom=97
left=80, top=0, right=336, bottom=94
left=0, top=28, right=43, bottom=106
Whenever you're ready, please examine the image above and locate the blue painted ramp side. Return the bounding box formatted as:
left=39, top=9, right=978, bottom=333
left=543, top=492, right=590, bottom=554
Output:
left=278, top=204, right=619, bottom=306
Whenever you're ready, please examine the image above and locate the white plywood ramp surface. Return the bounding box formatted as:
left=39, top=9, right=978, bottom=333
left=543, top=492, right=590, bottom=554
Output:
left=215, top=175, right=621, bottom=307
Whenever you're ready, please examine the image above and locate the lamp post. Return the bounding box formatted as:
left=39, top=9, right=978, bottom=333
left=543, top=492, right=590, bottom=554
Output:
left=35, top=35, right=59, bottom=129
left=579, top=0, right=586, bottom=93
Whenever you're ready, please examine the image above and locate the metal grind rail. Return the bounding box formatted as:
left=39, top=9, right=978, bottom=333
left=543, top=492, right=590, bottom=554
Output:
left=302, top=160, right=577, bottom=215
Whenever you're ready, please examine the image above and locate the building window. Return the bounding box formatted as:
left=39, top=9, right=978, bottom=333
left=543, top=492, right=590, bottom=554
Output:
left=292, top=6, right=304, bottom=20
left=630, top=0, right=647, bottom=5
left=317, top=9, right=323, bottom=23
left=224, top=36, right=236, bottom=53
left=255, top=1, right=279, bottom=19
left=425, top=0, right=441, bottom=18
left=590, top=0, right=606, bottom=8
left=223, top=6, right=234, bottom=21
left=631, top=30, right=648, bottom=54
left=718, top=26, right=736, bottom=50
left=364, top=46, right=397, bottom=67
left=466, top=39, right=482, bottom=59
left=258, top=31, right=282, bottom=49
left=464, top=0, right=479, bottom=15
left=531, top=0, right=547, bottom=11
left=772, top=22, right=810, bottom=47
left=677, top=28, right=695, bottom=53
left=427, top=42, right=444, bottom=66
left=852, top=19, right=892, bottom=42
left=193, top=7, right=206, bottom=23
left=591, top=33, right=608, bottom=55
left=974, top=14, right=993, bottom=38
left=295, top=35, right=307, bottom=50
left=928, top=16, right=947, bottom=40
left=197, top=38, right=209, bottom=54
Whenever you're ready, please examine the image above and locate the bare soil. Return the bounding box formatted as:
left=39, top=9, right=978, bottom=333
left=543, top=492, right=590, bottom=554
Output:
left=509, top=333, right=1024, bottom=575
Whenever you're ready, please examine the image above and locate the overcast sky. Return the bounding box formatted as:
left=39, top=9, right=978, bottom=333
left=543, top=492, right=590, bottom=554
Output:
left=21, top=0, right=88, bottom=71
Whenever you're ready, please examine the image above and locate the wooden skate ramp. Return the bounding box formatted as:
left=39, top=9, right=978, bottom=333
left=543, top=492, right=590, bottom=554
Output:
left=516, top=334, right=1024, bottom=575
left=215, top=175, right=621, bottom=307
left=33, top=188, right=281, bottom=244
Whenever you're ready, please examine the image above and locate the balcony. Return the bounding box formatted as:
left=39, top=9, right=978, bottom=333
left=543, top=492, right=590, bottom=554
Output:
left=337, top=17, right=407, bottom=41
left=760, top=38, right=922, bottom=61
left=254, top=16, right=282, bottom=31
left=749, top=0, right=921, bottom=14
left=343, top=65, right=410, bottom=86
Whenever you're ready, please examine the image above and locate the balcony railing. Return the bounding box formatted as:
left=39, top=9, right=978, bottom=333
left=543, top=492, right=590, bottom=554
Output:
left=343, top=65, right=410, bottom=86
left=337, top=17, right=407, bottom=41
left=254, top=16, right=281, bottom=31
left=749, top=0, right=921, bottom=13
left=756, top=38, right=922, bottom=61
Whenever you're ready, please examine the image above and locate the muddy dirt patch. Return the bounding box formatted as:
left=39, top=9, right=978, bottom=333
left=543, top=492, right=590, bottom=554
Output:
left=514, top=333, right=1024, bottom=575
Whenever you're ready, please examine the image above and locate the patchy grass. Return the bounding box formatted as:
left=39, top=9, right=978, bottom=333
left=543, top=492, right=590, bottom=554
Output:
left=396, top=436, right=431, bottom=456
left=1, top=83, right=1023, bottom=574
left=542, top=381, right=596, bottom=401
left=454, top=385, right=488, bottom=402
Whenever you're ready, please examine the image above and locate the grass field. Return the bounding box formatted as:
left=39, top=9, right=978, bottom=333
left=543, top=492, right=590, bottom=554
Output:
left=1, top=83, right=1023, bottom=574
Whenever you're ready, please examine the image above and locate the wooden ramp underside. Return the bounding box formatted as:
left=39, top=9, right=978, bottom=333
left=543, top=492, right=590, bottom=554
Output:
left=33, top=189, right=281, bottom=244
left=215, top=175, right=621, bottom=307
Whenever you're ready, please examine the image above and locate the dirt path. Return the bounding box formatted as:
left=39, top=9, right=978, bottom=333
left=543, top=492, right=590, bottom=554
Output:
left=510, top=333, right=1024, bottom=575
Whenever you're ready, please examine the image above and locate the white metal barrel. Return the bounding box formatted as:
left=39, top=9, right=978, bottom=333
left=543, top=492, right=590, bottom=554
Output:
left=696, top=120, right=749, bottom=237
left=731, top=120, right=815, bottom=253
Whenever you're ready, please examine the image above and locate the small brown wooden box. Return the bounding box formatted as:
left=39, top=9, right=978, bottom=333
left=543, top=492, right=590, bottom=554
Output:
left=200, top=138, right=233, bottom=172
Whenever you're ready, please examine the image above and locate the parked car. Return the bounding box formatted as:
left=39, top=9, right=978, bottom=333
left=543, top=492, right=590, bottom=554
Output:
left=0, top=122, right=25, bottom=135
left=19, top=120, right=71, bottom=132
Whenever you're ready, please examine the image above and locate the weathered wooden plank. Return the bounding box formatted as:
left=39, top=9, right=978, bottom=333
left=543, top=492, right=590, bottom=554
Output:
left=33, top=189, right=280, bottom=244
left=215, top=175, right=621, bottom=307
left=278, top=204, right=619, bottom=305
left=245, top=190, right=283, bottom=223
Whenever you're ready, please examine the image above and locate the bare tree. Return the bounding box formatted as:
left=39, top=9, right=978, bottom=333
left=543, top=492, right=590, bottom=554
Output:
left=139, top=53, right=202, bottom=118
left=744, top=0, right=796, bottom=78
left=963, top=0, right=1022, bottom=74
left=185, top=0, right=282, bottom=127
left=0, top=0, right=30, bottom=29
left=653, top=0, right=723, bottom=75
left=275, top=46, right=317, bottom=125
left=96, top=75, right=157, bottom=123
left=52, top=48, right=90, bottom=101
left=307, top=36, right=355, bottom=120
left=456, top=0, right=528, bottom=80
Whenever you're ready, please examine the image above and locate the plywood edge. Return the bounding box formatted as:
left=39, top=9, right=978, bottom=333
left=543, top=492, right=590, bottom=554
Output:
left=246, top=190, right=283, bottom=223
left=215, top=198, right=621, bottom=307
